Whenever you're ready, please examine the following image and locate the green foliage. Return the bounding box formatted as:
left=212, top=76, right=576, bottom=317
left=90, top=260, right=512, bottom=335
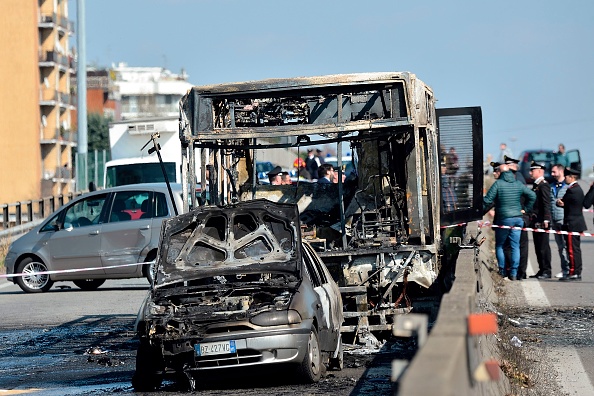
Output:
left=87, top=113, right=111, bottom=151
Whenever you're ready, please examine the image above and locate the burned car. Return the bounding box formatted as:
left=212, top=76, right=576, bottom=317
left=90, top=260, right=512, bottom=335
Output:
left=133, top=199, right=344, bottom=391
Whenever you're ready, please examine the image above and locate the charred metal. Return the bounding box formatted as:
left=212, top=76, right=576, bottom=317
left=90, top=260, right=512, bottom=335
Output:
left=133, top=200, right=344, bottom=390
left=175, top=72, right=483, bottom=343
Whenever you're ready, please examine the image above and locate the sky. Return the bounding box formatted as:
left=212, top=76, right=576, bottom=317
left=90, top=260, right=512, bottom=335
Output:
left=70, top=0, right=594, bottom=171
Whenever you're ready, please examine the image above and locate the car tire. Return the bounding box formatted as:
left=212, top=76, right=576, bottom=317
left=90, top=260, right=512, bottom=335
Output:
left=132, top=340, right=163, bottom=392
left=297, top=327, right=322, bottom=383
left=73, top=279, right=106, bottom=291
left=15, top=257, right=53, bottom=293
left=328, top=335, right=343, bottom=371
left=143, top=250, right=157, bottom=284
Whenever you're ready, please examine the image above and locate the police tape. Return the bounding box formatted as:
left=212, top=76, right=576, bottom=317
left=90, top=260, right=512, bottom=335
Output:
left=478, top=221, right=594, bottom=237
left=0, top=261, right=154, bottom=279
left=440, top=221, right=594, bottom=237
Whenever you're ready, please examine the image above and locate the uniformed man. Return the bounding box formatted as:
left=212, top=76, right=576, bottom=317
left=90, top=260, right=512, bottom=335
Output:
left=556, top=167, right=586, bottom=281
left=527, top=161, right=552, bottom=279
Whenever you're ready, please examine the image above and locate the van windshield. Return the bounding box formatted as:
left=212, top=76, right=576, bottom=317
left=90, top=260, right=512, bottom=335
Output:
left=105, top=162, right=177, bottom=187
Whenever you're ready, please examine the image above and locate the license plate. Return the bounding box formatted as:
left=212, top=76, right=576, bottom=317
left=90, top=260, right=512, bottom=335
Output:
left=195, top=340, right=236, bottom=356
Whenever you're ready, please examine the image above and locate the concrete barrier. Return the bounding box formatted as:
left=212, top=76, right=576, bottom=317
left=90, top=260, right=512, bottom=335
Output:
left=398, top=224, right=509, bottom=395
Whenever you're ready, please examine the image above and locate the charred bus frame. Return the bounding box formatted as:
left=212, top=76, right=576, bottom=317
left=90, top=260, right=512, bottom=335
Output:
left=178, top=72, right=483, bottom=338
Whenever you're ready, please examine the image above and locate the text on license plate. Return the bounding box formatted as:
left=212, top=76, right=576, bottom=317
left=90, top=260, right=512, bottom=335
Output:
left=195, top=340, right=237, bottom=356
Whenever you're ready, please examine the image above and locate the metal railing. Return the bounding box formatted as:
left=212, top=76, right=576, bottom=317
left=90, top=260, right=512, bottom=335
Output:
left=0, top=194, right=77, bottom=235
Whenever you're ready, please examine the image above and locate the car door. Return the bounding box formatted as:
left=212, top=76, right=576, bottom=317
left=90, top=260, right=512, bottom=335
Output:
left=100, top=190, right=154, bottom=275
left=47, top=193, right=108, bottom=277
left=436, top=107, right=483, bottom=226
left=566, top=149, right=581, bottom=175
left=304, top=243, right=343, bottom=336
left=302, top=243, right=334, bottom=347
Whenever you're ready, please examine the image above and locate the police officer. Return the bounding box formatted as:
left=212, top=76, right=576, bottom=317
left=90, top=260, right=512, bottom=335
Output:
left=527, top=161, right=552, bottom=279
left=556, top=167, right=586, bottom=281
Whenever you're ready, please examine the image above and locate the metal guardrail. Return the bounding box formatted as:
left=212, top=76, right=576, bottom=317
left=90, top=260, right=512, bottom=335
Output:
left=0, top=194, right=77, bottom=238
left=397, top=223, right=507, bottom=395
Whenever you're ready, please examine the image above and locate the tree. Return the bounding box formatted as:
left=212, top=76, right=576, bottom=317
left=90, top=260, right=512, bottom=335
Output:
left=87, top=113, right=111, bottom=151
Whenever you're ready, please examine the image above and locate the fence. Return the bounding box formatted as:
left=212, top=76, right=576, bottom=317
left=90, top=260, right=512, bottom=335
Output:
left=76, top=150, right=111, bottom=190
left=0, top=194, right=81, bottom=237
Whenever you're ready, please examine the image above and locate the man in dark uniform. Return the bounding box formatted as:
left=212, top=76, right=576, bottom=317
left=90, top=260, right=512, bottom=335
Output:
left=527, top=161, right=552, bottom=279
left=305, top=149, right=319, bottom=179
left=503, top=155, right=529, bottom=279
left=557, top=167, right=587, bottom=281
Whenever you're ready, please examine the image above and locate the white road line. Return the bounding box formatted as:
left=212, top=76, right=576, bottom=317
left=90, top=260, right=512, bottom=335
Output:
left=521, top=259, right=594, bottom=394
left=551, top=348, right=594, bottom=395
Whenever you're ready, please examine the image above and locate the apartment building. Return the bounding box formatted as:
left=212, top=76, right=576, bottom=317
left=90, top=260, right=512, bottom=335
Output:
left=0, top=0, right=76, bottom=204
left=112, top=62, right=192, bottom=121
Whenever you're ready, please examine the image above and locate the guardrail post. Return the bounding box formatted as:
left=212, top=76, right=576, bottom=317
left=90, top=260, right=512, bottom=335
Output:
left=27, top=201, right=33, bottom=222
left=2, top=205, right=8, bottom=229
left=49, top=196, right=55, bottom=213
left=58, top=194, right=64, bottom=207
left=39, top=199, right=45, bottom=219
left=15, top=202, right=22, bottom=225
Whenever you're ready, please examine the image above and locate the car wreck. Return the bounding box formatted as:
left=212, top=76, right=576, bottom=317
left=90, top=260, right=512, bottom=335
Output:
left=175, top=72, right=484, bottom=343
left=133, top=199, right=344, bottom=391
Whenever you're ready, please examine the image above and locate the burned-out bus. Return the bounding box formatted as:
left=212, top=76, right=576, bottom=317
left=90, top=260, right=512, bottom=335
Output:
left=176, top=72, right=483, bottom=341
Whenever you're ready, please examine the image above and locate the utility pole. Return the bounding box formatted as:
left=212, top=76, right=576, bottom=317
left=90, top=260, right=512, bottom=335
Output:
left=76, top=0, right=88, bottom=190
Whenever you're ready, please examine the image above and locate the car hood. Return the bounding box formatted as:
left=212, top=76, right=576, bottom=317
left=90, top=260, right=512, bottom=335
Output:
left=154, top=199, right=302, bottom=287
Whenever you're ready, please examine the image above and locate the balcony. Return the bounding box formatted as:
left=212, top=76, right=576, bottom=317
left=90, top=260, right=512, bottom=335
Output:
left=38, top=13, right=56, bottom=27
left=39, top=88, right=75, bottom=110
left=39, top=13, right=73, bottom=34
left=42, top=166, right=72, bottom=181
left=39, top=51, right=72, bottom=71
left=40, top=127, right=78, bottom=145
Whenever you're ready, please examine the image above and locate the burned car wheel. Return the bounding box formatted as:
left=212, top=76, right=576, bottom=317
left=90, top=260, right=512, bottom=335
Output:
left=132, top=340, right=163, bottom=392
left=73, top=279, right=106, bottom=291
left=328, top=336, right=343, bottom=371
left=298, top=328, right=322, bottom=383
left=15, top=257, right=53, bottom=293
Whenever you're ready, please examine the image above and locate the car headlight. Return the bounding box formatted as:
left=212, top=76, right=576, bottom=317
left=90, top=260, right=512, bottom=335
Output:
left=250, top=309, right=302, bottom=327
left=148, top=302, right=168, bottom=315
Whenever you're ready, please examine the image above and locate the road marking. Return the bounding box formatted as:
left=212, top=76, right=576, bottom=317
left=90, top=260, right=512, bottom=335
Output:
left=521, top=259, right=594, bottom=394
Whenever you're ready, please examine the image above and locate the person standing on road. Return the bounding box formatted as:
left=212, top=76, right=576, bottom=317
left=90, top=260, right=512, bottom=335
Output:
left=305, top=149, right=320, bottom=180
left=499, top=143, right=513, bottom=164
left=503, top=155, right=529, bottom=279
left=556, top=144, right=570, bottom=168
left=483, top=166, right=536, bottom=281
left=556, top=167, right=586, bottom=281
left=527, top=161, right=552, bottom=279
left=550, top=164, right=569, bottom=278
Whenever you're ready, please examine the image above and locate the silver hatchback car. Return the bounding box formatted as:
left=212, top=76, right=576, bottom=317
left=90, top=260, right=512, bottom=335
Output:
left=4, top=183, right=184, bottom=293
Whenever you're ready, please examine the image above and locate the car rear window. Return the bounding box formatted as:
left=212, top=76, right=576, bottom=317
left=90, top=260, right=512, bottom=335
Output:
left=530, top=152, right=556, bottom=162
